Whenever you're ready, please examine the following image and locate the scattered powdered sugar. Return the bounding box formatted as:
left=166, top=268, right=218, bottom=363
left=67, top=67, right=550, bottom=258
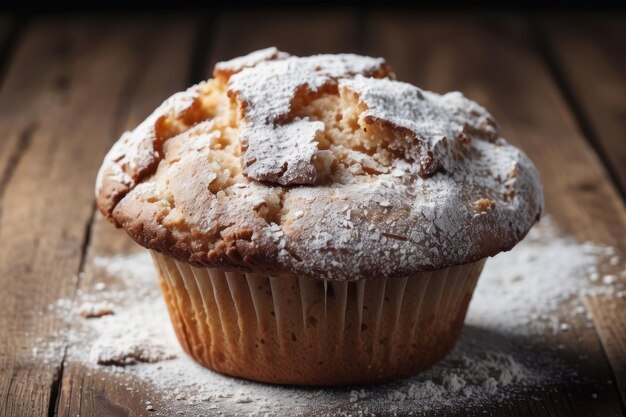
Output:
left=38, top=218, right=625, bottom=416
left=92, top=253, right=156, bottom=286
left=87, top=253, right=178, bottom=365
left=88, top=308, right=177, bottom=366
left=469, top=219, right=618, bottom=336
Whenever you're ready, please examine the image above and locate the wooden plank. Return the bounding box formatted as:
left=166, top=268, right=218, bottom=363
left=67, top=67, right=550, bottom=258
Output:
left=585, top=296, right=626, bottom=408
left=51, top=16, right=200, bottom=417
left=539, top=14, right=626, bottom=199
left=367, top=13, right=626, bottom=416
left=58, top=218, right=159, bottom=417
left=0, top=15, right=196, bottom=417
left=205, top=9, right=360, bottom=72
left=0, top=14, right=18, bottom=85
left=0, top=14, right=23, bottom=207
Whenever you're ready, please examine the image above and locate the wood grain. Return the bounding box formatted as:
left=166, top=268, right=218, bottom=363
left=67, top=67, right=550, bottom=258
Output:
left=367, top=12, right=626, bottom=416
left=58, top=218, right=160, bottom=417
left=0, top=14, right=17, bottom=85
left=0, top=15, right=196, bottom=417
left=539, top=14, right=626, bottom=199
left=585, top=296, right=626, bottom=407
left=50, top=16, right=200, bottom=417
left=540, top=14, right=626, bottom=404
left=538, top=14, right=626, bottom=408
left=0, top=14, right=24, bottom=213
left=205, top=9, right=360, bottom=73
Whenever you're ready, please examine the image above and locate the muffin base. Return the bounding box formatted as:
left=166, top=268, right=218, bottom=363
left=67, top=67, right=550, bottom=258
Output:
left=151, top=251, right=485, bottom=386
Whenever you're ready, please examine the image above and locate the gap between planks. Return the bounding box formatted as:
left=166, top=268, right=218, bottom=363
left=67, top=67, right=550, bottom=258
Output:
left=52, top=13, right=208, bottom=417
left=528, top=15, right=626, bottom=204
left=0, top=14, right=29, bottom=216
left=366, top=11, right=626, bottom=416
left=52, top=13, right=213, bottom=415
left=46, top=203, right=97, bottom=415
left=529, top=14, right=626, bottom=408
left=0, top=14, right=25, bottom=88
left=0, top=14, right=202, bottom=417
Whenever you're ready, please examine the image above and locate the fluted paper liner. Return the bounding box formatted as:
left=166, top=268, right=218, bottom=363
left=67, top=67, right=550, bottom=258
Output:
left=150, top=251, right=485, bottom=386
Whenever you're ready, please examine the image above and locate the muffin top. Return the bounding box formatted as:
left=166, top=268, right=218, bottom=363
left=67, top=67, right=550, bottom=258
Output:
left=96, top=48, right=542, bottom=281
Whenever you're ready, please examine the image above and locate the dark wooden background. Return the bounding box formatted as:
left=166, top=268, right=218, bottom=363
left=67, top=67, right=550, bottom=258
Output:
left=0, top=7, right=624, bottom=417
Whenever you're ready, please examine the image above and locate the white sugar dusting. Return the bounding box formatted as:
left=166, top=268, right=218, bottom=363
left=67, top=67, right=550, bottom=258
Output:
left=339, top=75, right=497, bottom=176
left=213, top=47, right=290, bottom=76
left=469, top=219, right=618, bottom=336
left=228, top=53, right=386, bottom=185
left=87, top=300, right=178, bottom=366
left=38, top=218, right=625, bottom=415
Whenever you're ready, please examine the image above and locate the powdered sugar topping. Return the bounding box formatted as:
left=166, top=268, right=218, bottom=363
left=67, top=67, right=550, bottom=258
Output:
left=339, top=75, right=497, bottom=175
left=228, top=53, right=388, bottom=184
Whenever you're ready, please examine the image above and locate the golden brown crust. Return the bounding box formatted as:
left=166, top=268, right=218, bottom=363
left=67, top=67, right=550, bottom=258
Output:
left=95, top=49, right=543, bottom=281
left=96, top=84, right=207, bottom=224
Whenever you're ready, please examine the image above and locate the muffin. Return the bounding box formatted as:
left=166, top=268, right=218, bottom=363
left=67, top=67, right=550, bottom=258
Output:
left=95, top=47, right=542, bottom=386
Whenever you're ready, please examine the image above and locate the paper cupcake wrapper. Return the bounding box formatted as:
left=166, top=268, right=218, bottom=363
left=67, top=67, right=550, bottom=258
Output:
left=150, top=251, right=485, bottom=386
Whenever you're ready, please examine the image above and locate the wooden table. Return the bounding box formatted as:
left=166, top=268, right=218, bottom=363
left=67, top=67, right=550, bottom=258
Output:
left=0, top=9, right=625, bottom=417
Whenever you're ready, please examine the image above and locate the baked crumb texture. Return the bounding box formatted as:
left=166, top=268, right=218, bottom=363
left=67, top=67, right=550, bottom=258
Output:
left=96, top=47, right=543, bottom=281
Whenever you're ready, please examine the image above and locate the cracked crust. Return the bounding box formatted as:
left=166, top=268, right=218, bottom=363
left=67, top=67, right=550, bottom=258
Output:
left=95, top=49, right=543, bottom=281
